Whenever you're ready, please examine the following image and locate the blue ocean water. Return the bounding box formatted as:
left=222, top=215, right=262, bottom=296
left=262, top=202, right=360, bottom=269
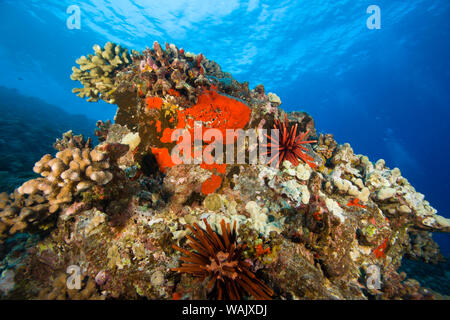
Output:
left=0, top=0, right=449, bottom=255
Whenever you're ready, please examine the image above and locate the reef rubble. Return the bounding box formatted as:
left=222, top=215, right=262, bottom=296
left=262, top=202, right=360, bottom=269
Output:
left=0, top=41, right=449, bottom=300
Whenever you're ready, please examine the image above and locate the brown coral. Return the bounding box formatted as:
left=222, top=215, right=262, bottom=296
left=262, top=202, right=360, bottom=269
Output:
left=37, top=273, right=104, bottom=300
left=171, top=219, right=273, bottom=300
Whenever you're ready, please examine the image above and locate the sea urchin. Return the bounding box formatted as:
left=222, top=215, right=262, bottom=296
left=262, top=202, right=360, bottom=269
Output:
left=171, top=219, right=273, bottom=300
left=264, top=114, right=317, bottom=168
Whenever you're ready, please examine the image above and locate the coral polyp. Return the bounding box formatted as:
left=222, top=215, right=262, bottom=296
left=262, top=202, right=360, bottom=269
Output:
left=171, top=219, right=274, bottom=300
left=265, top=114, right=317, bottom=168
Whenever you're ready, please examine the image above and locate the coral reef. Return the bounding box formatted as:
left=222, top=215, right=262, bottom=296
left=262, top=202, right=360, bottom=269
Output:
left=0, top=87, right=96, bottom=193
left=399, top=257, right=450, bottom=296
left=0, top=41, right=449, bottom=300
left=171, top=219, right=273, bottom=300
left=37, top=272, right=104, bottom=300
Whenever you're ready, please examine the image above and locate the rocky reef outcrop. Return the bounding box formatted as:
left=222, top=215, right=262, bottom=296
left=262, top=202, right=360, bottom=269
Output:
left=0, top=41, right=448, bottom=300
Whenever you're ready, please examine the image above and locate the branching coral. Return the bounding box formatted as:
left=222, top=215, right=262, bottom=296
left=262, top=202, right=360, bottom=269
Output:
left=264, top=114, right=317, bottom=168
left=2, top=39, right=448, bottom=301
left=171, top=219, right=273, bottom=300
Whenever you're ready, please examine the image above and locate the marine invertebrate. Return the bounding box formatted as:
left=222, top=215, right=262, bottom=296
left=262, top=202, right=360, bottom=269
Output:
left=37, top=273, right=104, bottom=300
left=94, top=120, right=112, bottom=142
left=150, top=88, right=251, bottom=191
left=53, top=130, right=92, bottom=151
left=201, top=175, right=222, bottom=195
left=255, top=244, right=271, bottom=257
left=146, top=96, right=164, bottom=110
left=264, top=114, right=317, bottom=168
left=315, top=133, right=337, bottom=160
left=23, top=143, right=115, bottom=198
left=151, top=147, right=175, bottom=173
left=0, top=269, right=15, bottom=296
left=312, top=210, right=322, bottom=221
left=2, top=39, right=449, bottom=301
left=171, top=219, right=273, bottom=300
left=203, top=193, right=223, bottom=211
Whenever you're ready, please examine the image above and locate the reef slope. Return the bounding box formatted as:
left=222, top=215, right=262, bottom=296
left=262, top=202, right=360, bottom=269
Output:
left=0, top=41, right=449, bottom=300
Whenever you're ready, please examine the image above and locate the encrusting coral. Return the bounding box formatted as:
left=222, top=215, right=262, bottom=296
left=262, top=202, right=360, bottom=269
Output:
left=0, top=40, right=449, bottom=300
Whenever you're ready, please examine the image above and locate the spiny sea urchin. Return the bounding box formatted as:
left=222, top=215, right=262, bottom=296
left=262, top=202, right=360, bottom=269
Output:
left=264, top=114, right=317, bottom=168
left=171, top=219, right=273, bottom=300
